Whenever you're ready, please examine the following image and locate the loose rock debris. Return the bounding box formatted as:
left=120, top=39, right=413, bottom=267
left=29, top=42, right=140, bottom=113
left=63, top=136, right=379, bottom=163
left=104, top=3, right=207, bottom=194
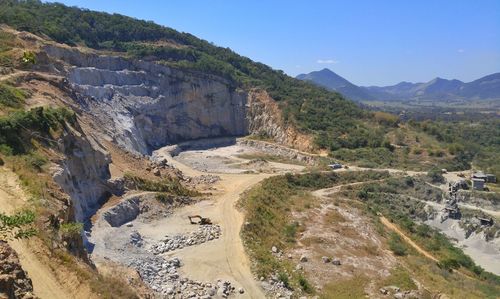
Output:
left=150, top=225, right=222, bottom=254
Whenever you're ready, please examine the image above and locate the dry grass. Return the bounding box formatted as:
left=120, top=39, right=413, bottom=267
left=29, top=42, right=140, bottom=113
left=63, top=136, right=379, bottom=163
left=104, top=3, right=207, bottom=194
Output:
left=320, top=275, right=368, bottom=299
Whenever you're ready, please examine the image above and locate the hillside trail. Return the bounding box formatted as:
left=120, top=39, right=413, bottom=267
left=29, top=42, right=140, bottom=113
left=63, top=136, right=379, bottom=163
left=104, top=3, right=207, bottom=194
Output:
left=312, top=178, right=484, bottom=283
left=379, top=216, right=439, bottom=262
left=0, top=167, right=93, bottom=299
left=166, top=154, right=272, bottom=298
left=0, top=70, right=29, bottom=82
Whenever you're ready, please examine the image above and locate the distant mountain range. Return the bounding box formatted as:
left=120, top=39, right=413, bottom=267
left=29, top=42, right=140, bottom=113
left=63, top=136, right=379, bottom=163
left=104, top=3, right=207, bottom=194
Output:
left=296, top=68, right=500, bottom=102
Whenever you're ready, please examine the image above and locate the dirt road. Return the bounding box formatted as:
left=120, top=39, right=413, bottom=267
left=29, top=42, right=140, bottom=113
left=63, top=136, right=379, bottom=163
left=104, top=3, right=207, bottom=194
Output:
left=379, top=216, right=439, bottom=262
left=163, top=152, right=275, bottom=298
left=0, top=168, right=79, bottom=299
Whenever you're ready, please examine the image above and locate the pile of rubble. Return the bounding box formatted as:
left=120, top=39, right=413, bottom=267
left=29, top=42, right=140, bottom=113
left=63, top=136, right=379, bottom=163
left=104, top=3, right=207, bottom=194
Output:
left=186, top=175, right=221, bottom=185
left=150, top=225, right=222, bottom=254
left=129, top=256, right=240, bottom=298
left=260, top=273, right=293, bottom=299
left=147, top=157, right=183, bottom=178
left=0, top=241, right=37, bottom=299
left=379, top=285, right=422, bottom=298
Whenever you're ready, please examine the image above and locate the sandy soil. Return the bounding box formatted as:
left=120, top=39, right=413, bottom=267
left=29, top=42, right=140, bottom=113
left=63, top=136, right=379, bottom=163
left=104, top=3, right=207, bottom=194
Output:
left=88, top=143, right=306, bottom=298
left=306, top=182, right=397, bottom=295
left=0, top=168, right=94, bottom=299
left=173, top=144, right=305, bottom=174
left=425, top=214, right=500, bottom=275
left=151, top=145, right=308, bottom=298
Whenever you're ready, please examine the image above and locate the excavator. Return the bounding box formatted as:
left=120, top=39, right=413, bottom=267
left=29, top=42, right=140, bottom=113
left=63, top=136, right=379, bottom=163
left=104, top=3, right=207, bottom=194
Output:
left=188, top=215, right=212, bottom=225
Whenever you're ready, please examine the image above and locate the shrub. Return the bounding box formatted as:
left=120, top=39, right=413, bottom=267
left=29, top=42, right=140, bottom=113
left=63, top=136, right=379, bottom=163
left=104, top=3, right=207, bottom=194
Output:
left=298, top=275, right=313, bottom=293
left=59, top=222, right=83, bottom=238
left=124, top=173, right=199, bottom=196
left=0, top=83, right=27, bottom=108
left=427, top=168, right=445, bottom=183
left=0, top=210, right=36, bottom=240
left=277, top=272, right=290, bottom=288
left=388, top=232, right=407, bottom=256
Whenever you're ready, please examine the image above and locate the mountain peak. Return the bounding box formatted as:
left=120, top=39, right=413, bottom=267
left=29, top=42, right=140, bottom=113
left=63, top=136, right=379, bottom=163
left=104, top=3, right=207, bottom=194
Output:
left=296, top=69, right=375, bottom=101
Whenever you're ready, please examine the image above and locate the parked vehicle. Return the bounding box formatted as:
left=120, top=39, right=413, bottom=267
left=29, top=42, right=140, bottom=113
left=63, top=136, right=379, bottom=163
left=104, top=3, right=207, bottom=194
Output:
left=328, top=163, right=343, bottom=170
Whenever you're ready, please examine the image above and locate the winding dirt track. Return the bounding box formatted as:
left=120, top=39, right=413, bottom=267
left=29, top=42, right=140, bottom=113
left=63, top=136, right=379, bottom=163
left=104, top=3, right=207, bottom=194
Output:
left=166, top=155, right=272, bottom=298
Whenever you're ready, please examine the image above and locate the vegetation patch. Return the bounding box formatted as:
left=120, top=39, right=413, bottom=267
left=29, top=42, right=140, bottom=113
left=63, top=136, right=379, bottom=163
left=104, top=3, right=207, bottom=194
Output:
left=0, top=106, right=75, bottom=154
left=347, top=177, right=500, bottom=293
left=0, top=83, right=27, bottom=109
left=320, top=275, right=368, bottom=299
left=0, top=210, right=36, bottom=240
left=124, top=173, right=200, bottom=197
left=240, top=171, right=390, bottom=293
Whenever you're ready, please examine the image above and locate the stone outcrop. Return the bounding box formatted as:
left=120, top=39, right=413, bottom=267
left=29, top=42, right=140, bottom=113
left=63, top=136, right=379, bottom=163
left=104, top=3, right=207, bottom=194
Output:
left=0, top=241, right=37, bottom=299
left=45, top=45, right=248, bottom=155
left=52, top=122, right=112, bottom=222
left=246, top=90, right=314, bottom=152
left=43, top=45, right=312, bottom=155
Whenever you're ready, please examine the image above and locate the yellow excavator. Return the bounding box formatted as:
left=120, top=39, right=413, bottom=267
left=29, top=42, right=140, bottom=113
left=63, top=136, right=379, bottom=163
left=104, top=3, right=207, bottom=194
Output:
left=188, top=215, right=212, bottom=225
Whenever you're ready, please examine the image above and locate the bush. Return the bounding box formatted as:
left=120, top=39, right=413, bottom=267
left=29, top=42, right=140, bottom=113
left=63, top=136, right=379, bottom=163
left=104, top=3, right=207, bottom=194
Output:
left=427, top=168, right=445, bottom=183
left=0, top=107, right=74, bottom=154
left=0, top=210, right=36, bottom=240
left=388, top=232, right=407, bottom=256
left=124, top=173, right=199, bottom=196
left=0, top=83, right=27, bottom=108
left=298, top=275, right=313, bottom=293
left=59, top=222, right=83, bottom=238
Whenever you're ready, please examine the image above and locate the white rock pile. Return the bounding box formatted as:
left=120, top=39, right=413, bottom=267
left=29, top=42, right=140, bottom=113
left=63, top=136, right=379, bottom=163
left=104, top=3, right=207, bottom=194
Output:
left=129, top=256, right=239, bottom=298
left=260, top=273, right=293, bottom=299
left=150, top=225, right=222, bottom=254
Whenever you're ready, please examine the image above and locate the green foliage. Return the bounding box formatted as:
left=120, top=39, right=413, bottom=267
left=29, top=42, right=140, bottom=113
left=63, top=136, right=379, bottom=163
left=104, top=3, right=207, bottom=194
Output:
left=0, top=106, right=74, bottom=154
left=21, top=50, right=36, bottom=64
left=0, top=83, right=27, bottom=109
left=427, top=168, right=445, bottom=183
left=241, top=171, right=389, bottom=289
left=277, top=272, right=290, bottom=288
left=0, top=31, right=15, bottom=67
left=124, top=173, right=199, bottom=196
left=388, top=232, right=408, bottom=256
left=0, top=210, right=36, bottom=240
left=298, top=275, right=313, bottom=293
left=381, top=267, right=417, bottom=291
left=0, top=0, right=389, bottom=152
left=283, top=221, right=299, bottom=243
left=59, top=222, right=83, bottom=238
left=411, top=119, right=500, bottom=177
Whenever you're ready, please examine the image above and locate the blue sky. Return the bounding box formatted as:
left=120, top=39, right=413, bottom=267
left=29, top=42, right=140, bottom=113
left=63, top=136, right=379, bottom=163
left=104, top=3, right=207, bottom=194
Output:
left=49, top=0, right=500, bottom=86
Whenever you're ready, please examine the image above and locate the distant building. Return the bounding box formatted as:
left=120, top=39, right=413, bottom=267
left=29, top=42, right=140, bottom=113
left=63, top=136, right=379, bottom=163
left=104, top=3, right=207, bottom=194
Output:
left=486, top=174, right=497, bottom=183
left=472, top=172, right=487, bottom=181
left=472, top=178, right=484, bottom=191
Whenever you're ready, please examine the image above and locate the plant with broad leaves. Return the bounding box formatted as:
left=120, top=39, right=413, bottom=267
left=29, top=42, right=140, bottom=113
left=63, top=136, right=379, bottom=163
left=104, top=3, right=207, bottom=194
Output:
left=0, top=210, right=36, bottom=240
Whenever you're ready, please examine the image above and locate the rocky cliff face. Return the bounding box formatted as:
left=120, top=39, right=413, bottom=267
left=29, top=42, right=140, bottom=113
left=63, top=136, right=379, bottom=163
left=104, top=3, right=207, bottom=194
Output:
left=246, top=90, right=313, bottom=152
left=45, top=45, right=248, bottom=155
left=39, top=45, right=313, bottom=224
left=43, top=45, right=312, bottom=155
left=52, top=122, right=112, bottom=222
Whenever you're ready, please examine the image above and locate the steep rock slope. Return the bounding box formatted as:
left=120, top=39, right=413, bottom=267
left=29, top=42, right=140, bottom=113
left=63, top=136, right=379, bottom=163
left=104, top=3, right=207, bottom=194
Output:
left=41, top=45, right=312, bottom=154
left=45, top=45, right=248, bottom=154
